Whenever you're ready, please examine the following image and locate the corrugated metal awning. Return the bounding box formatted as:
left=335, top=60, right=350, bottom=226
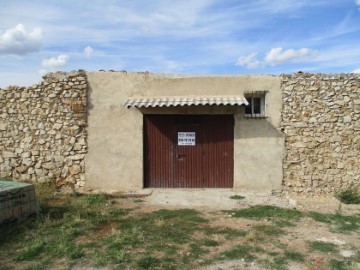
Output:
left=125, top=96, right=249, bottom=108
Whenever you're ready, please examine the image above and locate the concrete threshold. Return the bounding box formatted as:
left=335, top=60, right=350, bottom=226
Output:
left=143, top=189, right=291, bottom=210
left=119, top=189, right=153, bottom=198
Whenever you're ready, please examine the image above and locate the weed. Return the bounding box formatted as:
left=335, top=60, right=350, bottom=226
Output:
left=230, top=195, right=245, bottom=200
left=309, top=241, right=338, bottom=252
left=336, top=185, right=360, bottom=204
left=133, top=198, right=144, bottom=203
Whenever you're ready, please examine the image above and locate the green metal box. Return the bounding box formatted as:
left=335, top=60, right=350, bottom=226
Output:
left=0, top=181, right=39, bottom=223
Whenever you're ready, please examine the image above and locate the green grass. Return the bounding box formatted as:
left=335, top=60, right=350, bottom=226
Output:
left=1, top=183, right=360, bottom=270
left=228, top=205, right=303, bottom=220
left=307, top=211, right=360, bottom=233
left=309, top=241, right=338, bottom=252
left=329, top=259, right=353, bottom=270
left=220, top=244, right=255, bottom=260
left=230, top=195, right=245, bottom=200
left=228, top=206, right=360, bottom=233
left=202, top=239, right=219, bottom=247
left=284, top=251, right=304, bottom=262
left=261, top=251, right=304, bottom=270
left=137, top=255, right=160, bottom=269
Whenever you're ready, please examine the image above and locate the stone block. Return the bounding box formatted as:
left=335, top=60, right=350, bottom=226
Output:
left=42, top=162, right=56, bottom=170
left=16, top=165, right=28, bottom=173
left=69, top=165, right=81, bottom=175
left=2, top=151, right=17, bottom=158
left=0, top=122, right=7, bottom=130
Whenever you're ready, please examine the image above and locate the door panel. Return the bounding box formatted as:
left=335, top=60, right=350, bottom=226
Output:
left=144, top=115, right=234, bottom=188
left=202, top=116, right=234, bottom=188
left=174, top=123, right=202, bottom=188
left=144, top=115, right=174, bottom=188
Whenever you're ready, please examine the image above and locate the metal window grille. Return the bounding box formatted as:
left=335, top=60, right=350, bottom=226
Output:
left=244, top=91, right=267, bottom=118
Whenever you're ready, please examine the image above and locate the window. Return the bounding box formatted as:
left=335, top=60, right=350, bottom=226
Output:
left=244, top=92, right=266, bottom=118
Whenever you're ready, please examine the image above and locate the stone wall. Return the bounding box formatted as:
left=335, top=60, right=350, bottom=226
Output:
left=281, top=73, right=360, bottom=194
left=0, top=71, right=87, bottom=189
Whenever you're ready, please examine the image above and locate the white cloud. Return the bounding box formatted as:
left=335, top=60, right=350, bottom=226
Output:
left=0, top=24, right=43, bottom=55
left=41, top=54, right=69, bottom=70
left=264, top=47, right=318, bottom=65
left=235, top=53, right=262, bottom=69
left=236, top=47, right=318, bottom=69
left=352, top=68, right=360, bottom=73
left=356, top=0, right=360, bottom=6
left=84, top=46, right=94, bottom=57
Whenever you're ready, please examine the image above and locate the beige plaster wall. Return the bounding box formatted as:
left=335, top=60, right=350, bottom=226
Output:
left=234, top=117, right=285, bottom=189
left=85, top=72, right=283, bottom=192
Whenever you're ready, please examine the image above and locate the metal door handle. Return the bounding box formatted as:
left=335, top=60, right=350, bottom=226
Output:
left=177, top=154, right=185, bottom=159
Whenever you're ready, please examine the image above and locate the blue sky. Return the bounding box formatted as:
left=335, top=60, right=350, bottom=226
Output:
left=1, top=0, right=360, bottom=87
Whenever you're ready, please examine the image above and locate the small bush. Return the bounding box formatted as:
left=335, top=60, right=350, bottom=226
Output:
left=336, top=185, right=360, bottom=204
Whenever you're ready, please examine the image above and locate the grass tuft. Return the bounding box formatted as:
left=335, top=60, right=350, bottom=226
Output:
left=307, top=212, right=360, bottom=233
left=309, top=241, right=338, bottom=252
left=284, top=251, right=304, bottom=262
left=220, top=244, right=255, bottom=260
left=202, top=239, right=219, bottom=247
left=229, top=205, right=303, bottom=220
left=137, top=255, right=160, bottom=269
left=230, top=195, right=245, bottom=200
left=336, top=185, right=360, bottom=204
left=329, top=259, right=353, bottom=270
left=15, top=240, right=46, bottom=261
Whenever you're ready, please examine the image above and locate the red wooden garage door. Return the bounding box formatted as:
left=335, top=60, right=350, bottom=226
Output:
left=144, top=115, right=234, bottom=188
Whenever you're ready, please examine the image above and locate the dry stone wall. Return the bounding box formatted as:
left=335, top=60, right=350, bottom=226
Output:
left=281, top=73, right=360, bottom=194
left=0, top=71, right=87, bottom=189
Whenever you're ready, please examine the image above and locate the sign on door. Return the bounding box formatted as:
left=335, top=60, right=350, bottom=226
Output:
left=178, top=132, right=196, bottom=145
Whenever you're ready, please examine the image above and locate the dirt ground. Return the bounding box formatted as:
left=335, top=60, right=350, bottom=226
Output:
left=119, top=189, right=360, bottom=215
left=113, top=189, right=360, bottom=270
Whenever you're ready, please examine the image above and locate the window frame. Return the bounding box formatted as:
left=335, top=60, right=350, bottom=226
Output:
left=244, top=91, right=267, bottom=118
